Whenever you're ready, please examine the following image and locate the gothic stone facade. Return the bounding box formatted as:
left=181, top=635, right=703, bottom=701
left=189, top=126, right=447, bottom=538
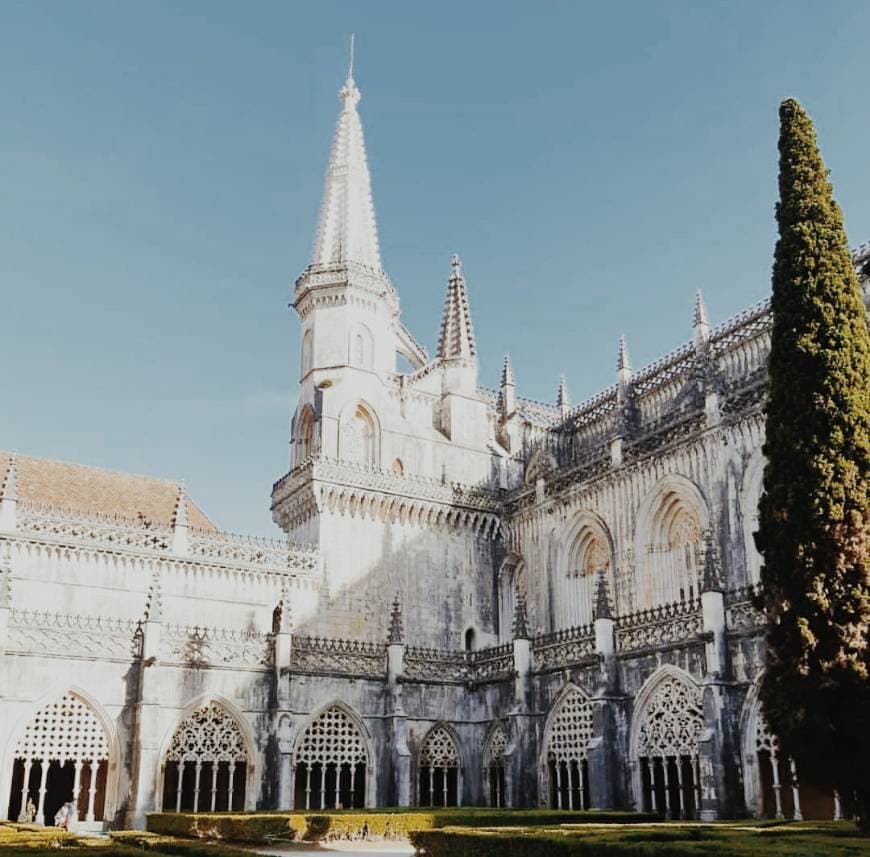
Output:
left=1, top=68, right=868, bottom=829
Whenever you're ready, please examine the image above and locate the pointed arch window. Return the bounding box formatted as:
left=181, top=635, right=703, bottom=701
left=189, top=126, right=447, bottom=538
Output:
left=418, top=726, right=460, bottom=807
left=161, top=702, right=249, bottom=813
left=341, top=404, right=377, bottom=467
left=7, top=693, right=110, bottom=826
left=297, top=407, right=316, bottom=464
left=642, top=491, right=703, bottom=609
left=565, top=528, right=610, bottom=628
left=634, top=674, right=703, bottom=819
left=484, top=725, right=508, bottom=807
left=544, top=689, right=593, bottom=810
left=293, top=706, right=368, bottom=810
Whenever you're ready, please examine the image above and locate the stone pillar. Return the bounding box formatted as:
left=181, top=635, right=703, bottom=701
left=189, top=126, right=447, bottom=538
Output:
left=512, top=591, right=531, bottom=712
left=587, top=572, right=623, bottom=809
left=698, top=680, right=743, bottom=820
left=700, top=532, right=728, bottom=678
left=273, top=587, right=294, bottom=808
left=128, top=576, right=164, bottom=828
left=385, top=599, right=411, bottom=806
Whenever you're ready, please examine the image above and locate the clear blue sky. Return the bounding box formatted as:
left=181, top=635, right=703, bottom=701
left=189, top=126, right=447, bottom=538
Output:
left=1, top=1, right=868, bottom=535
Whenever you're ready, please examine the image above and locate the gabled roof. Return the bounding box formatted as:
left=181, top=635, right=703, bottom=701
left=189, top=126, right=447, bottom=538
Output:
left=309, top=71, right=382, bottom=272
left=1, top=452, right=216, bottom=531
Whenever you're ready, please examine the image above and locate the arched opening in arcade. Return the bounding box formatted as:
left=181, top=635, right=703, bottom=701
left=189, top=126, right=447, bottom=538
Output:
left=483, top=724, right=508, bottom=808
left=418, top=725, right=460, bottom=807
left=6, top=692, right=110, bottom=826
left=292, top=705, right=368, bottom=810
left=543, top=687, right=594, bottom=810
left=633, top=670, right=703, bottom=819
left=160, top=701, right=249, bottom=812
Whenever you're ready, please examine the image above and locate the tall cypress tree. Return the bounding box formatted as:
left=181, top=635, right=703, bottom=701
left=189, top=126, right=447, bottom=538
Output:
left=756, top=98, right=870, bottom=828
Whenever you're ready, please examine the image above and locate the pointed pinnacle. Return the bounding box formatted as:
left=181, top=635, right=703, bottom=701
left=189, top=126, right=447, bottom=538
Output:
left=174, top=482, right=188, bottom=529
left=2, top=456, right=18, bottom=502
left=512, top=587, right=530, bottom=639
left=693, top=290, right=710, bottom=328
left=388, top=596, right=404, bottom=644
left=557, top=375, right=569, bottom=409
left=617, top=336, right=631, bottom=373
left=593, top=570, right=613, bottom=620
left=450, top=253, right=462, bottom=280
left=501, top=354, right=515, bottom=388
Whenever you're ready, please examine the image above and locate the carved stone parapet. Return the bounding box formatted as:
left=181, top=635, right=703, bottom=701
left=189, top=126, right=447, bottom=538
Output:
left=160, top=624, right=274, bottom=671
left=615, top=597, right=703, bottom=654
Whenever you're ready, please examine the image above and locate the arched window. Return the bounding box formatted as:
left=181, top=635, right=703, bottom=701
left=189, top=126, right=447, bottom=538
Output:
left=641, top=489, right=703, bottom=609
left=418, top=726, right=460, bottom=807
left=348, top=324, right=373, bottom=369
left=301, top=329, right=313, bottom=378
left=543, top=688, right=593, bottom=810
left=564, top=526, right=611, bottom=628
left=340, top=404, right=377, bottom=467
left=7, top=693, right=110, bottom=826
left=484, top=725, right=508, bottom=808
left=162, top=702, right=249, bottom=813
left=297, top=407, right=315, bottom=464
left=498, top=557, right=528, bottom=644
left=391, top=458, right=404, bottom=476
left=293, top=706, right=368, bottom=810
left=464, top=628, right=476, bottom=652
left=634, top=673, right=703, bottom=819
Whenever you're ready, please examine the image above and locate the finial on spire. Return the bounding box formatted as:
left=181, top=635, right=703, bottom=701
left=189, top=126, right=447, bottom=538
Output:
left=174, top=481, right=188, bottom=529
left=388, top=596, right=404, bottom=644
left=2, top=455, right=18, bottom=502
left=701, top=529, right=724, bottom=593
left=339, top=35, right=361, bottom=109
left=617, top=335, right=631, bottom=374
left=501, top=354, right=515, bottom=388
left=513, top=586, right=530, bottom=639
left=348, top=33, right=355, bottom=82
left=557, top=375, right=570, bottom=416
left=593, top=570, right=613, bottom=620
left=693, top=290, right=711, bottom=351
left=437, top=253, right=477, bottom=361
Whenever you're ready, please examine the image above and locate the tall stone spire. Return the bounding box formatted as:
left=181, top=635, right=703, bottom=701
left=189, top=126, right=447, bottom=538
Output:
left=437, top=254, right=477, bottom=360
left=310, top=45, right=382, bottom=272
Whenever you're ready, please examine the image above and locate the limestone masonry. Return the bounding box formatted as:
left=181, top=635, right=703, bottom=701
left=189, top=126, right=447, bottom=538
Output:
left=2, top=65, right=869, bottom=829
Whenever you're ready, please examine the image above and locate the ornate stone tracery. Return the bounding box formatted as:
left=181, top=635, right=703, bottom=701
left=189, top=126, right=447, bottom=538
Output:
left=11, top=692, right=111, bottom=825
left=544, top=688, right=594, bottom=810
left=162, top=702, right=249, bottom=814
left=484, top=724, right=508, bottom=808
left=293, top=706, right=368, bottom=810
left=418, top=726, right=461, bottom=807
left=634, top=672, right=703, bottom=819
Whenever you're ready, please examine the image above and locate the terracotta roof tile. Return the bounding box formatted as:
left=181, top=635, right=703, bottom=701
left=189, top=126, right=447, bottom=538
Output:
left=1, top=452, right=216, bottom=532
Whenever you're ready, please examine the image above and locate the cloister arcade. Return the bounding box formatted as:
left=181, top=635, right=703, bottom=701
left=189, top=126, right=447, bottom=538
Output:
left=417, top=725, right=461, bottom=807
left=6, top=692, right=112, bottom=827
left=160, top=701, right=250, bottom=813
left=542, top=687, right=594, bottom=810
left=292, top=705, right=369, bottom=810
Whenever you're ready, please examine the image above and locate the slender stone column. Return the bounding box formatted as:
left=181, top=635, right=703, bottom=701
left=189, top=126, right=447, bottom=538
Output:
left=386, top=599, right=411, bottom=807
left=85, top=762, right=98, bottom=822
left=17, top=759, right=32, bottom=822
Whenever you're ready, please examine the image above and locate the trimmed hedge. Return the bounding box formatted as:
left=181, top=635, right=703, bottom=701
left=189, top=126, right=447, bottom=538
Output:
left=146, top=809, right=658, bottom=843
left=409, top=823, right=870, bottom=857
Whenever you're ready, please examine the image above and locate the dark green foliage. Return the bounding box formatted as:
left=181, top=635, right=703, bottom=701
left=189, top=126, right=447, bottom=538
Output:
left=755, top=98, right=870, bottom=828
left=145, top=808, right=655, bottom=843
left=409, top=824, right=870, bottom=857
